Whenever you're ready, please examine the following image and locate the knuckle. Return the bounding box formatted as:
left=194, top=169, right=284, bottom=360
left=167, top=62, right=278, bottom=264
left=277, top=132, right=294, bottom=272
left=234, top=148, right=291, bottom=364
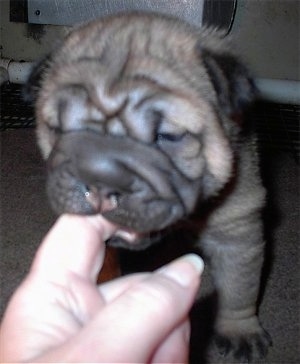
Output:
left=129, top=278, right=179, bottom=316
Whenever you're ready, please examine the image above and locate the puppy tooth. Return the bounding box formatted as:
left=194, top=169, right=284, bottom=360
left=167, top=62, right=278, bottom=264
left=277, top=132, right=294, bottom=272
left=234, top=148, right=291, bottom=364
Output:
left=115, top=229, right=138, bottom=243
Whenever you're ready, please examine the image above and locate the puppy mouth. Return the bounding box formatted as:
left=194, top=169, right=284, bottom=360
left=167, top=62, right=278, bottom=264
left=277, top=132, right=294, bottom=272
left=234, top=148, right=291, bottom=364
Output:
left=109, top=227, right=142, bottom=246
left=106, top=224, right=164, bottom=250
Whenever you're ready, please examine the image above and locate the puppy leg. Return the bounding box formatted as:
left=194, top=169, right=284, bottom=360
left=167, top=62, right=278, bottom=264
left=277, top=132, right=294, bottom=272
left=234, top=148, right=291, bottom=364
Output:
left=201, top=222, right=272, bottom=362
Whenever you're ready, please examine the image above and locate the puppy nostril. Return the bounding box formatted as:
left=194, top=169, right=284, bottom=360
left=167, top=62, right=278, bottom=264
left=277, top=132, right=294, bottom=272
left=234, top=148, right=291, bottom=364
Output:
left=84, top=185, right=101, bottom=211
left=107, top=192, right=120, bottom=208
left=84, top=184, right=90, bottom=197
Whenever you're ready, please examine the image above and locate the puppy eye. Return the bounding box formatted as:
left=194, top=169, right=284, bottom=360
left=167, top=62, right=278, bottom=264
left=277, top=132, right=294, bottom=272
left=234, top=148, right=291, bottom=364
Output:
left=155, top=132, right=184, bottom=143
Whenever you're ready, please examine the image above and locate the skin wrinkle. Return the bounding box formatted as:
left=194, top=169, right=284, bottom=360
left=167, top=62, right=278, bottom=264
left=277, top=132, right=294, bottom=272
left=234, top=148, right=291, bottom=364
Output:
left=45, top=82, right=217, bottom=224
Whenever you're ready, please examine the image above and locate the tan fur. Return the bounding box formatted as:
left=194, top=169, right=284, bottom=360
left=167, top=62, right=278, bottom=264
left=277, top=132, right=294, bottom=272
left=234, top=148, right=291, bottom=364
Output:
left=32, top=13, right=271, bottom=362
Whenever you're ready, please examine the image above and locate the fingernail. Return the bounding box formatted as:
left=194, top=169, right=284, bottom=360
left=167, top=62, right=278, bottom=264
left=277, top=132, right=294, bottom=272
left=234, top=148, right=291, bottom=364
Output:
left=183, top=254, right=205, bottom=275
left=158, top=253, right=204, bottom=287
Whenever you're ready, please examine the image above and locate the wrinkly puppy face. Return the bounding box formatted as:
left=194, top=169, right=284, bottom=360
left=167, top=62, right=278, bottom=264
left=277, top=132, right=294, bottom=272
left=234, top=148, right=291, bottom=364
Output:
left=30, top=13, right=254, bottom=248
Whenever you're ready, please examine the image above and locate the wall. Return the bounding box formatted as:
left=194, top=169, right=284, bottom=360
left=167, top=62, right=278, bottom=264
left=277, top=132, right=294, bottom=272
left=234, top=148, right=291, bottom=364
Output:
left=231, top=0, right=299, bottom=80
left=0, top=0, right=299, bottom=80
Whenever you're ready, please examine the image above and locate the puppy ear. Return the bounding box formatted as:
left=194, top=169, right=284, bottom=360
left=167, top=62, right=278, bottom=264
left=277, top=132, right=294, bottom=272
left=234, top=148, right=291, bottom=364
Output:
left=22, top=54, right=51, bottom=103
left=201, top=50, right=256, bottom=115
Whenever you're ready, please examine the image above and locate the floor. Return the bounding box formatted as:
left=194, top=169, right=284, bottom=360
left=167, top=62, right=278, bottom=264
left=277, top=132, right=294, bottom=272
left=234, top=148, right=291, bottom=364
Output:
left=1, top=83, right=299, bottom=363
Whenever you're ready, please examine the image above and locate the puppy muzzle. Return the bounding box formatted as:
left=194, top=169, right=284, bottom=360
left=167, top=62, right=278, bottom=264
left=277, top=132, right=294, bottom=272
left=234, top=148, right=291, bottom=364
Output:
left=46, top=131, right=195, bottom=235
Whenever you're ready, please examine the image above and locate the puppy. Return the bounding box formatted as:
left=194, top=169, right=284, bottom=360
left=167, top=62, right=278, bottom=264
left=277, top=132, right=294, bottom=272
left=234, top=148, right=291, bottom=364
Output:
left=27, top=12, right=271, bottom=361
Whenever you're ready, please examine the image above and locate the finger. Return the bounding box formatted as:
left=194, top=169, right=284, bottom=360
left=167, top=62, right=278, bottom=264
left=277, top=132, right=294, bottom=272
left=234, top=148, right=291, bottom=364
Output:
left=43, top=254, right=204, bottom=363
left=99, top=254, right=204, bottom=304
left=151, top=320, right=191, bottom=363
left=99, top=272, right=150, bottom=302
left=30, top=214, right=117, bottom=284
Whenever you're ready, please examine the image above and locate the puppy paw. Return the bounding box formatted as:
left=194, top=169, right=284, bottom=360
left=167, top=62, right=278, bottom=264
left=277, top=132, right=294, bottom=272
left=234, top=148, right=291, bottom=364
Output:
left=214, top=318, right=272, bottom=362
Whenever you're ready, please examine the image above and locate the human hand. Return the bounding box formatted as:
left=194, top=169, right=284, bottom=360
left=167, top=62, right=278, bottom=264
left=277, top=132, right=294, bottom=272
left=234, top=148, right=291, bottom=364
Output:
left=0, top=214, right=204, bottom=363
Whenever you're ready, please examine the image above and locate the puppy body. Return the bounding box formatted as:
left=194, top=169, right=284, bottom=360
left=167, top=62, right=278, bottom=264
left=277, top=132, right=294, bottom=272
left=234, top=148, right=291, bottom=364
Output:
left=30, top=13, right=271, bottom=361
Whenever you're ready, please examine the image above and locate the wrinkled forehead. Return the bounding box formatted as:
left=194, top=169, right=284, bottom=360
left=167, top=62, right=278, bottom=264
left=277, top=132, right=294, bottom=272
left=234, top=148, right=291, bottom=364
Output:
left=50, top=15, right=214, bottom=98
left=40, top=66, right=214, bottom=138
left=60, top=14, right=197, bottom=61
left=38, top=18, right=217, bottom=140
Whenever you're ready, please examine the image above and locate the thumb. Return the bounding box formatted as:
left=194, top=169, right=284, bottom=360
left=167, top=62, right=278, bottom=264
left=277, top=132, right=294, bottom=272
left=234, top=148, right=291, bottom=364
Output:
left=41, top=254, right=204, bottom=363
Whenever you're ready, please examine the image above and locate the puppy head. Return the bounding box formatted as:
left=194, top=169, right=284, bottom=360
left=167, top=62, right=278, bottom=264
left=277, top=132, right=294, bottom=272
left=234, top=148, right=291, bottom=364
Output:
left=28, top=13, right=255, bottom=248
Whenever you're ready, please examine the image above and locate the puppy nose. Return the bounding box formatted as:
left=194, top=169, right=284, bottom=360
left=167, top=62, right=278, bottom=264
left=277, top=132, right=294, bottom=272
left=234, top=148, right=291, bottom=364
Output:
left=79, top=156, right=135, bottom=192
